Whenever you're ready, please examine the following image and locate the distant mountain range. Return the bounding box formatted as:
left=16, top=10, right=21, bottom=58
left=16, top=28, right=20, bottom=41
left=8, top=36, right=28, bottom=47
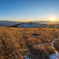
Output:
left=0, top=20, right=59, bottom=27
left=0, top=20, right=20, bottom=26
left=33, top=21, right=59, bottom=24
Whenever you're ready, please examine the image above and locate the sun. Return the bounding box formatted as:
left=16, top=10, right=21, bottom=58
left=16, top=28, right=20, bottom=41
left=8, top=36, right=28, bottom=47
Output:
left=51, top=18, right=54, bottom=21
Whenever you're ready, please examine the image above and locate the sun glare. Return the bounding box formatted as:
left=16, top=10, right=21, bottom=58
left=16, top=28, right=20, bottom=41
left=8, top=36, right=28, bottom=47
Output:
left=51, top=18, right=55, bottom=21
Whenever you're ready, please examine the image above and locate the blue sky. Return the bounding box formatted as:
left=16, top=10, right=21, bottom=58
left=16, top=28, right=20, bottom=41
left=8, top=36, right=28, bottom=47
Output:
left=0, top=0, right=59, bottom=21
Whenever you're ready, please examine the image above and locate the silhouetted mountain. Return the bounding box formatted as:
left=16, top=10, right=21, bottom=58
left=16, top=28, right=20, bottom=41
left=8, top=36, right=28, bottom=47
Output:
left=12, top=22, right=47, bottom=28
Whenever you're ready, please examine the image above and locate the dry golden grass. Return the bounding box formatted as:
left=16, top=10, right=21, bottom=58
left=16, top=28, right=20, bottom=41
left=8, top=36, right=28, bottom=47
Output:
left=53, top=37, right=59, bottom=52
left=0, top=27, right=59, bottom=59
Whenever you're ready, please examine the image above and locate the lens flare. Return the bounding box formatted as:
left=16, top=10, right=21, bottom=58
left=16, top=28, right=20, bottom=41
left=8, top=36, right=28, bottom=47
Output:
left=51, top=18, right=54, bottom=21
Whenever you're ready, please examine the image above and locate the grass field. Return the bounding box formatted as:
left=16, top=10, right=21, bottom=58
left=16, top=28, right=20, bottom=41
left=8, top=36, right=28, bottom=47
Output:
left=0, top=27, right=59, bottom=59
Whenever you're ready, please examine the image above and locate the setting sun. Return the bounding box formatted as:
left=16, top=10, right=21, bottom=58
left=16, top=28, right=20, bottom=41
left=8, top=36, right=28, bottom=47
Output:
left=51, top=18, right=55, bottom=21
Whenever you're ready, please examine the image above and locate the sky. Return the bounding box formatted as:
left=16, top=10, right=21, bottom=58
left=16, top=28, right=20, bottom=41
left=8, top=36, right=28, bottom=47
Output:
left=0, top=0, right=59, bottom=21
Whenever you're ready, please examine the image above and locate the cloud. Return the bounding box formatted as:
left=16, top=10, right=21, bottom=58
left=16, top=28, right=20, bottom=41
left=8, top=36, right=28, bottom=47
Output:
left=28, top=18, right=33, bottom=20
left=21, top=18, right=34, bottom=22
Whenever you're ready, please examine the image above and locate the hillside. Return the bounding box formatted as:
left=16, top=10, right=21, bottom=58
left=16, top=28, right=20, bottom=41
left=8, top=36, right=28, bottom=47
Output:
left=12, top=22, right=47, bottom=28
left=0, top=27, right=59, bottom=59
left=11, top=22, right=59, bottom=28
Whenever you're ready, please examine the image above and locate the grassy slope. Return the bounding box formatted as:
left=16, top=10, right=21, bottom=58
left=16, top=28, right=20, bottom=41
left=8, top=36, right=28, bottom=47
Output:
left=0, top=27, right=59, bottom=59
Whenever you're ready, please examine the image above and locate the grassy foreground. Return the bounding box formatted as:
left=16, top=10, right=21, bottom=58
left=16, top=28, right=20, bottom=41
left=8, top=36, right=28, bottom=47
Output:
left=0, top=27, right=59, bottom=59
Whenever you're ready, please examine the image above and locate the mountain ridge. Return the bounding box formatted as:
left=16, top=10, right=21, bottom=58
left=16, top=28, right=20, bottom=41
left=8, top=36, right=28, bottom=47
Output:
left=0, top=20, right=59, bottom=27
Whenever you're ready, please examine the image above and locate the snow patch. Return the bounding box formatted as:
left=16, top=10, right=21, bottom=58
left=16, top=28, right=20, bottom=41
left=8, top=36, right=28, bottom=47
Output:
left=22, top=52, right=31, bottom=59
left=22, top=55, right=27, bottom=58
left=51, top=38, right=56, bottom=47
left=49, top=54, right=59, bottom=59
left=49, top=38, right=59, bottom=59
left=25, top=57, right=31, bottom=59
left=38, top=44, right=41, bottom=46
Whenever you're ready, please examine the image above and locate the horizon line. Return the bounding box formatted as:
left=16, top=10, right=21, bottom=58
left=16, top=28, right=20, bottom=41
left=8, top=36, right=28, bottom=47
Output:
left=0, top=20, right=59, bottom=22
